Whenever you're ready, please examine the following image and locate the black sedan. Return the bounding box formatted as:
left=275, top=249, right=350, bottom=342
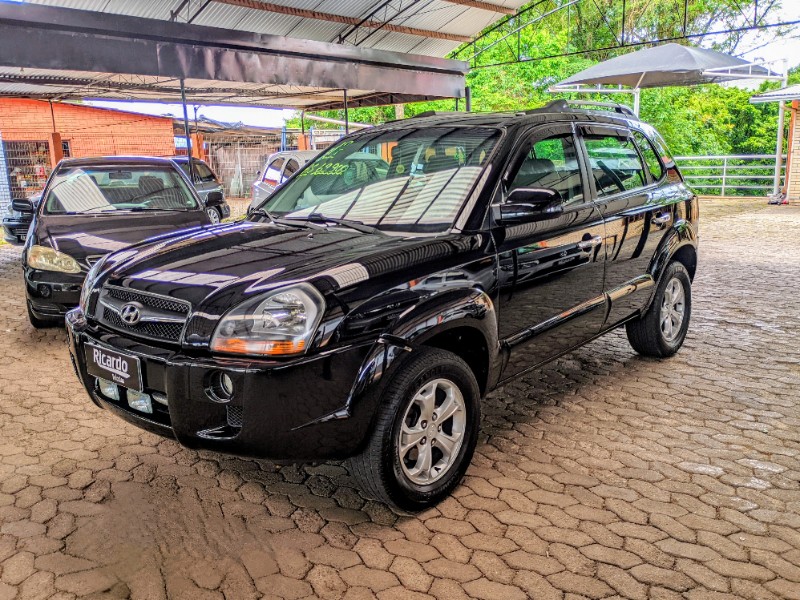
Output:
left=21, top=156, right=221, bottom=327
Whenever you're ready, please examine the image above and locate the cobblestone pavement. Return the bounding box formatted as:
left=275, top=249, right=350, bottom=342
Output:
left=1, top=203, right=799, bottom=600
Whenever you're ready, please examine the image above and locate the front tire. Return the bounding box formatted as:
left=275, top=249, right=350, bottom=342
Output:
left=349, top=347, right=480, bottom=512
left=206, top=207, right=221, bottom=224
left=626, top=261, right=692, bottom=357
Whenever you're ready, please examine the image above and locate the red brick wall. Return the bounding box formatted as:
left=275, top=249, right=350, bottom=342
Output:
left=0, top=98, right=175, bottom=157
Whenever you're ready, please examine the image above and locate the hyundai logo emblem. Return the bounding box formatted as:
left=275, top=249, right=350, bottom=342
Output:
left=120, top=302, right=143, bottom=325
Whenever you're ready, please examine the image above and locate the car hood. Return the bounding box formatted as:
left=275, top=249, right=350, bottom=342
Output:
left=99, top=221, right=477, bottom=313
left=36, top=211, right=209, bottom=265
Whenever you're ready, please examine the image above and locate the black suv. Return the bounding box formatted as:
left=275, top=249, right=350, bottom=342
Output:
left=66, top=101, right=698, bottom=510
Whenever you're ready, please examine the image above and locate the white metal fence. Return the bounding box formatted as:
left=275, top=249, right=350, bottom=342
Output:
left=675, top=154, right=785, bottom=196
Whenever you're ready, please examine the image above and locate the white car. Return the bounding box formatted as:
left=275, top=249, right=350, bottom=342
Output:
left=250, top=150, right=319, bottom=211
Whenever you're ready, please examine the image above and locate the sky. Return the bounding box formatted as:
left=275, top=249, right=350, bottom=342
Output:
left=86, top=3, right=800, bottom=126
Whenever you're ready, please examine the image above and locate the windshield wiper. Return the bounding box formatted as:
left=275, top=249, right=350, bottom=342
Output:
left=285, top=212, right=379, bottom=234
left=251, top=208, right=325, bottom=231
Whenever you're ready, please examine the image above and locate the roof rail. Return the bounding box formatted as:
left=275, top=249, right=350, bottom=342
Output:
left=563, top=100, right=637, bottom=117
left=523, top=99, right=637, bottom=118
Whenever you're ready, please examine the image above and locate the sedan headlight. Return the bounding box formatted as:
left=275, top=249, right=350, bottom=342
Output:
left=27, top=245, right=81, bottom=274
left=210, top=284, right=325, bottom=356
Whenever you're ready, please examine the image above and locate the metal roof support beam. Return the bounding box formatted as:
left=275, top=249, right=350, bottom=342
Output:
left=0, top=3, right=468, bottom=107
left=211, top=0, right=471, bottom=42
left=443, top=0, right=515, bottom=14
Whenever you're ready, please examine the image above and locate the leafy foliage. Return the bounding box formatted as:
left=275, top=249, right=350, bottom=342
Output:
left=294, top=0, right=794, bottom=157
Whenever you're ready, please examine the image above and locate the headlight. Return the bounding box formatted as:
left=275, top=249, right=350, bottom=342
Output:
left=79, top=256, right=107, bottom=313
left=27, top=245, right=81, bottom=274
left=210, top=284, right=325, bottom=356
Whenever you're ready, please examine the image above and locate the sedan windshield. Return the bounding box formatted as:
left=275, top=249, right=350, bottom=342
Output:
left=43, top=166, right=199, bottom=214
left=259, top=127, right=500, bottom=233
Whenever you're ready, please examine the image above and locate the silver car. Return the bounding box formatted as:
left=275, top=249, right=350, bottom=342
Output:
left=250, top=150, right=319, bottom=210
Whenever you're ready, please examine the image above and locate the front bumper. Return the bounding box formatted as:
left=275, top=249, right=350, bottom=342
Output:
left=2, top=220, right=29, bottom=245
left=24, top=267, right=83, bottom=319
left=65, top=309, right=380, bottom=461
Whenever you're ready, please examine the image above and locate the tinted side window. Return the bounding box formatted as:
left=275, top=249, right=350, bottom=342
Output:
left=263, top=158, right=285, bottom=185
left=584, top=134, right=646, bottom=196
left=193, top=162, right=216, bottom=183
left=508, top=134, right=584, bottom=205
left=631, top=131, right=664, bottom=181
left=281, top=159, right=300, bottom=183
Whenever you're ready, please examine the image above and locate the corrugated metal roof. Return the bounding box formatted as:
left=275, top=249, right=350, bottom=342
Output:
left=0, top=0, right=527, bottom=109
left=750, top=84, right=800, bottom=103
left=25, top=0, right=527, bottom=55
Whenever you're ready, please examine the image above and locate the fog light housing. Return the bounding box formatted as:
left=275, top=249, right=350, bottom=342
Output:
left=37, top=284, right=51, bottom=298
left=97, top=378, right=119, bottom=401
left=127, top=390, right=153, bottom=414
left=208, top=371, right=234, bottom=402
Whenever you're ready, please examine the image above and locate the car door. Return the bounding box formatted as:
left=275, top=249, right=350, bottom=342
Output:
left=253, top=156, right=285, bottom=204
left=495, top=124, right=607, bottom=381
left=578, top=125, right=672, bottom=327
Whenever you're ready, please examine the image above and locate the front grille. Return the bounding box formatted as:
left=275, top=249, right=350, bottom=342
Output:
left=102, top=307, right=185, bottom=342
left=97, top=286, right=190, bottom=344
left=106, top=287, right=189, bottom=315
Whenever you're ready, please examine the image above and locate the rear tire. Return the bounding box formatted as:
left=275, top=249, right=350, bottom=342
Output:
left=626, top=261, right=691, bottom=357
left=349, top=347, right=480, bottom=512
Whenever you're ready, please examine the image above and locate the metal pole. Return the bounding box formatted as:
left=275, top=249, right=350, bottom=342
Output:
left=633, top=89, right=641, bottom=116
left=774, top=61, right=788, bottom=196
left=465, top=87, right=472, bottom=112
left=180, top=79, right=195, bottom=182
left=343, top=89, right=349, bottom=135
left=721, top=157, right=727, bottom=197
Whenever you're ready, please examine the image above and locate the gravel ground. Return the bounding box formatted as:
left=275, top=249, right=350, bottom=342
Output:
left=0, top=200, right=798, bottom=600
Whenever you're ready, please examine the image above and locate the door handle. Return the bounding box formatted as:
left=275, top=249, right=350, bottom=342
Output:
left=651, top=212, right=671, bottom=226
left=577, top=235, right=603, bottom=251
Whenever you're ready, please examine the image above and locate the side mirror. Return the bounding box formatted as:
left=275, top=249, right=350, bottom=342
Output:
left=494, top=188, right=563, bottom=225
left=206, top=191, right=224, bottom=206
left=11, top=198, right=34, bottom=214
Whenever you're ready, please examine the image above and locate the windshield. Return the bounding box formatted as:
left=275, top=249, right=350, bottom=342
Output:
left=43, top=166, right=199, bottom=215
left=259, top=127, right=500, bottom=233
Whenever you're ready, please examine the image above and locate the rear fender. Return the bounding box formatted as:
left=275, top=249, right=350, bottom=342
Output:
left=644, top=218, right=697, bottom=309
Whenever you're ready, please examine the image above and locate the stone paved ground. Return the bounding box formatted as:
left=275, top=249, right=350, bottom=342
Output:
left=0, top=201, right=799, bottom=600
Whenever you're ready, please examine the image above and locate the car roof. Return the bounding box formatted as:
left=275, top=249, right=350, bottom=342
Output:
left=367, top=101, right=643, bottom=132
left=58, top=156, right=184, bottom=168
left=165, top=156, right=209, bottom=164
left=269, top=150, right=319, bottom=160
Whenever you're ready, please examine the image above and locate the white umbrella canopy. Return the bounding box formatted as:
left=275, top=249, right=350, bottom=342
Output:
left=557, top=42, right=778, bottom=89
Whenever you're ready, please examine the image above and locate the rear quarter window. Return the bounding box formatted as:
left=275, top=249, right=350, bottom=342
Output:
left=632, top=131, right=664, bottom=182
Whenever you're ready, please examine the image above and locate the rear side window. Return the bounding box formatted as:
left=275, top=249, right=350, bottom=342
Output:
left=583, top=134, right=647, bottom=196
left=631, top=131, right=664, bottom=182
left=281, top=159, right=300, bottom=183
left=263, top=157, right=285, bottom=185
left=193, top=162, right=216, bottom=183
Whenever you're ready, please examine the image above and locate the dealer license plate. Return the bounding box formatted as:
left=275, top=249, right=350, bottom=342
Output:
left=85, top=343, right=143, bottom=392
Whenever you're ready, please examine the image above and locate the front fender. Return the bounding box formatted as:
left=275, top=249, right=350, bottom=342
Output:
left=302, top=286, right=500, bottom=452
